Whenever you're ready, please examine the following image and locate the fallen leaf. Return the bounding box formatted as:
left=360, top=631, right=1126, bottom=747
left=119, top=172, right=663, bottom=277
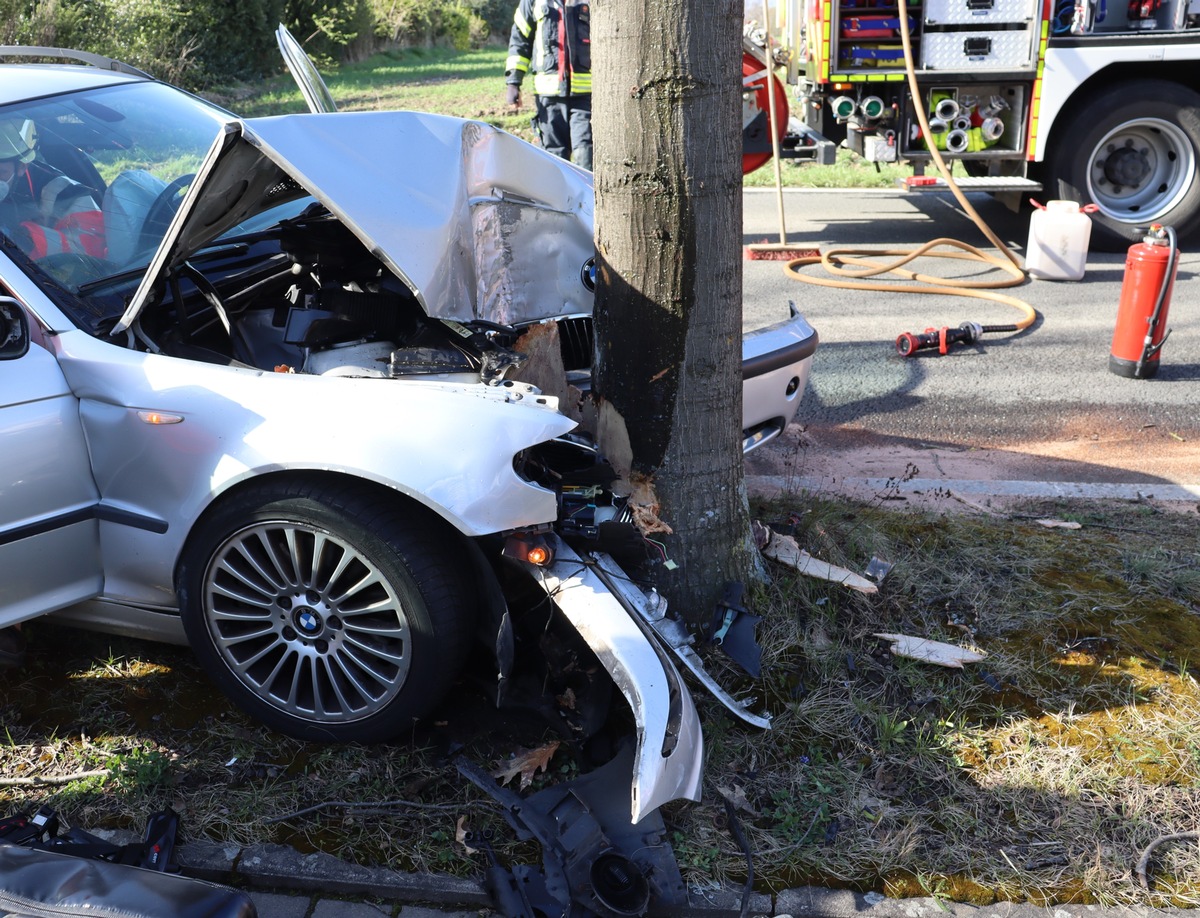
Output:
left=874, top=633, right=985, bottom=669
left=556, top=687, right=576, bottom=711
left=761, top=530, right=878, bottom=594
left=493, top=741, right=561, bottom=791
left=1035, top=519, right=1082, bottom=530
left=717, top=784, right=757, bottom=815
left=455, top=816, right=477, bottom=855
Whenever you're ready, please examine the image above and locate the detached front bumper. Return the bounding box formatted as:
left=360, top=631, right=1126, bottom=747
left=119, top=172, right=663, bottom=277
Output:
left=741, top=310, right=818, bottom=453
left=517, top=536, right=704, bottom=824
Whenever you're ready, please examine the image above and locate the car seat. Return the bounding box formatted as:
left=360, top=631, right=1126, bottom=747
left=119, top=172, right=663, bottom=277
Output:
left=102, top=169, right=167, bottom=265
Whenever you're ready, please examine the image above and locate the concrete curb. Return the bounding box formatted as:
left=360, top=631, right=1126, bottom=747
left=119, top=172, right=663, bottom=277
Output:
left=177, top=839, right=490, bottom=907
left=169, top=838, right=1193, bottom=918
left=773, top=889, right=1191, bottom=918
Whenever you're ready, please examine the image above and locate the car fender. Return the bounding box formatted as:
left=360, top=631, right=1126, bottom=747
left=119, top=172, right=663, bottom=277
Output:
left=49, top=329, right=575, bottom=607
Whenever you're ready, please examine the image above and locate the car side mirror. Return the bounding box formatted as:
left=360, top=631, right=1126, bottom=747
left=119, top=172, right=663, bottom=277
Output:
left=0, top=298, right=30, bottom=360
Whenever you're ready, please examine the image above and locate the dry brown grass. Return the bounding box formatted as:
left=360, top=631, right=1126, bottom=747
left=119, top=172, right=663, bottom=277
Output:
left=2, top=493, right=1198, bottom=905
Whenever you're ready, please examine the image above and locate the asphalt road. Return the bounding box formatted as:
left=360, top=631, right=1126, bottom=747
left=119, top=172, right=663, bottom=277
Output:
left=739, top=187, right=1199, bottom=498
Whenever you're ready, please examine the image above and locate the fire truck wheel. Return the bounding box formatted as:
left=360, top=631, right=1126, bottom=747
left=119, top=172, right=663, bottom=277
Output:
left=1044, top=79, right=1200, bottom=252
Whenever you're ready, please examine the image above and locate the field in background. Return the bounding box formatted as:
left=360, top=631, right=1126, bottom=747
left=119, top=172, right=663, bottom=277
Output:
left=220, top=44, right=907, bottom=188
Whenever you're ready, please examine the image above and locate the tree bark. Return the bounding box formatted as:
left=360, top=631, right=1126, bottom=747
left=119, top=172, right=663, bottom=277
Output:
left=591, top=0, right=756, bottom=626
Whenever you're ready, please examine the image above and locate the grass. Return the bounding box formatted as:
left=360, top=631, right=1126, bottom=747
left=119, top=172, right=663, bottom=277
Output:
left=208, top=44, right=910, bottom=188
left=2, top=491, right=1198, bottom=906
left=744, top=148, right=910, bottom=189
left=212, top=45, right=534, bottom=144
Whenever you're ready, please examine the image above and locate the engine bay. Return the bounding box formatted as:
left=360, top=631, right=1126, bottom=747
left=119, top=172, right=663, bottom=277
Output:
left=117, top=207, right=530, bottom=385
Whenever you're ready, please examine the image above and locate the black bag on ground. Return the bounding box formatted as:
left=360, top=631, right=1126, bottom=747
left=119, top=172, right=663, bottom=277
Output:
left=0, top=806, right=255, bottom=918
left=0, top=843, right=256, bottom=917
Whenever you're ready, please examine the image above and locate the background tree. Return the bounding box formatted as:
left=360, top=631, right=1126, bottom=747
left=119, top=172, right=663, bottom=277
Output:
left=591, top=0, right=757, bottom=625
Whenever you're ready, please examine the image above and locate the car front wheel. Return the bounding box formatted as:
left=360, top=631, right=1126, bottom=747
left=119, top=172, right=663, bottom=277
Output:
left=178, top=478, right=472, bottom=743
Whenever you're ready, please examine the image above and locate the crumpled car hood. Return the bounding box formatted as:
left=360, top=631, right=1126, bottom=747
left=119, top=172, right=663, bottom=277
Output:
left=117, top=112, right=595, bottom=333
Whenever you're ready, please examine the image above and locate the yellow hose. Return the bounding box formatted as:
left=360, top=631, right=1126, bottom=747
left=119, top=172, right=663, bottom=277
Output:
left=784, top=7, right=1038, bottom=333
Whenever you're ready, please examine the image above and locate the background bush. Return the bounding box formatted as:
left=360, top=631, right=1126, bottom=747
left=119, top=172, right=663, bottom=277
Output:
left=0, top=0, right=506, bottom=90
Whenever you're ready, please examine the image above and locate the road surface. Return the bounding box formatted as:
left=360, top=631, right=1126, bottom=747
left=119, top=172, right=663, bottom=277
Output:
left=740, top=187, right=1199, bottom=509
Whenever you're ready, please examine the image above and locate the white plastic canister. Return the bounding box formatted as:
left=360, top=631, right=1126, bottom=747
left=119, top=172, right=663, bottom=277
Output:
left=1025, top=200, right=1093, bottom=281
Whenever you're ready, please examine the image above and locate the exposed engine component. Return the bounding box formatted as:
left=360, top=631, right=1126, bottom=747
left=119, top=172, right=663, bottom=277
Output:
left=129, top=207, right=534, bottom=386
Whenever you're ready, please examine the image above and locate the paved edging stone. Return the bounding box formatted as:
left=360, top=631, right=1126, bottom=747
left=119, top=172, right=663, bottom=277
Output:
left=173, top=839, right=1194, bottom=918
left=774, top=888, right=1192, bottom=918
left=176, top=840, right=489, bottom=908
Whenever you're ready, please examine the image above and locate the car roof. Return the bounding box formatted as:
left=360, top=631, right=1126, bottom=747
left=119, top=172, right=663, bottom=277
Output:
left=0, top=63, right=148, bottom=106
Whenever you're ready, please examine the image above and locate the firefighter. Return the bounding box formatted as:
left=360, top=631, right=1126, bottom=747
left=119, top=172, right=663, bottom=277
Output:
left=504, top=0, right=593, bottom=170
left=0, top=119, right=105, bottom=260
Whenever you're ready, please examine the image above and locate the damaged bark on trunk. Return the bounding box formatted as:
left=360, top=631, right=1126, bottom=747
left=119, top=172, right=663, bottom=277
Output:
left=591, top=0, right=757, bottom=626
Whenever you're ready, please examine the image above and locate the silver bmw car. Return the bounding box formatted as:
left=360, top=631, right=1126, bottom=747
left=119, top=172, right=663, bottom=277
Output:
left=0, top=44, right=816, bottom=822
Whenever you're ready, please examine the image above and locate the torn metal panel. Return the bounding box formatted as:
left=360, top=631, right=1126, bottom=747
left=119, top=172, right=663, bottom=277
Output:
left=589, top=553, right=772, bottom=731
left=470, top=192, right=594, bottom=327
left=517, top=536, right=703, bottom=823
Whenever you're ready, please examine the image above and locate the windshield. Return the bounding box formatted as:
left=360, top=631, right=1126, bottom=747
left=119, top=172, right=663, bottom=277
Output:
left=0, top=80, right=229, bottom=291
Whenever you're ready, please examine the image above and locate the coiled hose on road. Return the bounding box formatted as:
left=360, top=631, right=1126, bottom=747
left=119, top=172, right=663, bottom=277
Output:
left=783, top=9, right=1038, bottom=355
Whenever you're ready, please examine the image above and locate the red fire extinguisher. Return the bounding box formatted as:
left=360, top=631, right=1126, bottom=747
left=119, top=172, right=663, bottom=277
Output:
left=1109, top=223, right=1179, bottom=379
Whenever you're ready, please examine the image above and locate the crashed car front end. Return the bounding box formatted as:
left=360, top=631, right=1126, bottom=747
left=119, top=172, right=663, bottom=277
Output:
left=9, top=88, right=810, bottom=829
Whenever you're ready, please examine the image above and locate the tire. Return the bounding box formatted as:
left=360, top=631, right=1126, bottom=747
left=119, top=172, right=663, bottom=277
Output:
left=178, top=478, right=473, bottom=743
left=1043, top=79, right=1200, bottom=251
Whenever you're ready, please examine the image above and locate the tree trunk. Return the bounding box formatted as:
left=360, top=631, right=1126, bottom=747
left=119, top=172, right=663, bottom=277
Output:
left=591, top=0, right=756, bottom=627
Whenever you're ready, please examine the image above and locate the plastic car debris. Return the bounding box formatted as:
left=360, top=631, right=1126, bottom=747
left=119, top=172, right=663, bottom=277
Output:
left=708, top=581, right=763, bottom=679
left=458, top=743, right=685, bottom=918
left=0, top=845, right=255, bottom=918
left=760, top=528, right=878, bottom=594
left=467, top=829, right=555, bottom=918
left=864, top=556, right=894, bottom=583
left=873, top=633, right=986, bottom=668
left=589, top=553, right=772, bottom=730
left=2, top=804, right=181, bottom=872
left=0, top=806, right=254, bottom=918
left=721, top=793, right=756, bottom=918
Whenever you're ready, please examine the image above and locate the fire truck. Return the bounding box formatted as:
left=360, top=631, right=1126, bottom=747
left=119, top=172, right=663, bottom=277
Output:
left=741, top=0, right=1200, bottom=249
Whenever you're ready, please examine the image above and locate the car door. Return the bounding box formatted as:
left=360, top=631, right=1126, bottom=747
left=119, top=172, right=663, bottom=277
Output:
left=0, top=297, right=103, bottom=626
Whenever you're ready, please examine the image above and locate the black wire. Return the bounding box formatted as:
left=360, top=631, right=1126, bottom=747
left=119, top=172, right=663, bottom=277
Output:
left=722, top=796, right=755, bottom=918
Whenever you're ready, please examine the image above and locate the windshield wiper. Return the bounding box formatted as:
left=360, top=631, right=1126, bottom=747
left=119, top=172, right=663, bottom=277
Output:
left=77, top=242, right=252, bottom=295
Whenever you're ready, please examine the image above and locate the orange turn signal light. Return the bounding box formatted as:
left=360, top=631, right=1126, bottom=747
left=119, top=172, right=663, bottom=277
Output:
left=137, top=410, right=184, bottom=425
left=503, top=534, right=554, bottom=567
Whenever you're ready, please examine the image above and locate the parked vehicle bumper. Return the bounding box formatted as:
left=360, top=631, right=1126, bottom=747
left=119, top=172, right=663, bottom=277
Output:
left=741, top=310, right=818, bottom=452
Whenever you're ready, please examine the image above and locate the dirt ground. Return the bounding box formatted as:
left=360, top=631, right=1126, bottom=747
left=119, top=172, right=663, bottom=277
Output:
left=745, top=421, right=1200, bottom=517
